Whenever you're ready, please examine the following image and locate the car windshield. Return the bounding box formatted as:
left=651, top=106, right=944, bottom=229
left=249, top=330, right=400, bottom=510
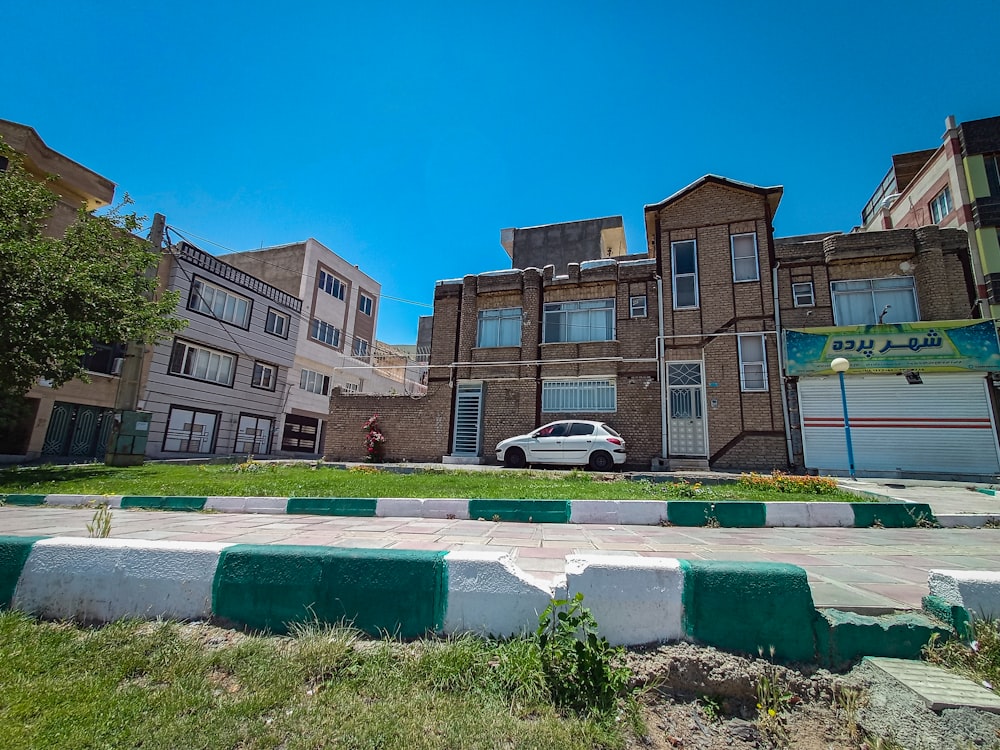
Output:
left=600, top=424, right=621, bottom=438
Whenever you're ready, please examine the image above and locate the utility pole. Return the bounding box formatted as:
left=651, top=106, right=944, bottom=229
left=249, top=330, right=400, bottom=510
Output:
left=105, top=213, right=165, bottom=466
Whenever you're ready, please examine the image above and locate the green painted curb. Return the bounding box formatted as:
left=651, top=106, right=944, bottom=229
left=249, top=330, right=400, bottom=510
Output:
left=851, top=503, right=936, bottom=528
left=119, top=496, right=207, bottom=511
left=0, top=536, right=46, bottom=608
left=679, top=559, right=817, bottom=662
left=287, top=497, right=377, bottom=517
left=2, top=494, right=47, bottom=506
left=667, top=501, right=766, bottom=527
left=923, top=594, right=972, bottom=638
left=468, top=499, right=570, bottom=523
left=212, top=545, right=447, bottom=636
left=976, top=488, right=998, bottom=497
left=814, top=609, right=950, bottom=669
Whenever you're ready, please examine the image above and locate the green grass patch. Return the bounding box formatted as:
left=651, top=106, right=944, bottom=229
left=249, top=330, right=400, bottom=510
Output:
left=0, top=463, right=864, bottom=503
left=0, top=612, right=627, bottom=750
left=923, top=617, right=1000, bottom=695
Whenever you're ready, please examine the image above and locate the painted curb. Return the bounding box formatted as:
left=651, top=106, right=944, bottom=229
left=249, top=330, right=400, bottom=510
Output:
left=0, top=535, right=45, bottom=607
left=928, top=569, right=1000, bottom=620
left=814, top=610, right=950, bottom=669
left=565, top=555, right=684, bottom=646
left=13, top=538, right=227, bottom=622
left=443, top=550, right=552, bottom=637
left=2, top=494, right=945, bottom=528
left=936, top=514, right=1000, bottom=528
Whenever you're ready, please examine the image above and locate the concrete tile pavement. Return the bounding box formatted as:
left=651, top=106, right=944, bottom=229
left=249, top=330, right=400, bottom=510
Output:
left=4, top=504, right=1000, bottom=613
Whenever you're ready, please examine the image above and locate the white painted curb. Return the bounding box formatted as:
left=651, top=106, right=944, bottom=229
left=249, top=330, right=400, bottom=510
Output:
left=765, top=502, right=855, bottom=527
left=13, top=537, right=231, bottom=622
left=443, top=550, right=554, bottom=636
left=44, top=494, right=123, bottom=508
left=570, top=500, right=667, bottom=526
left=928, top=569, right=1000, bottom=619
left=936, top=514, right=1000, bottom=529
left=205, top=496, right=288, bottom=514
left=565, top=554, right=684, bottom=646
left=376, top=498, right=470, bottom=520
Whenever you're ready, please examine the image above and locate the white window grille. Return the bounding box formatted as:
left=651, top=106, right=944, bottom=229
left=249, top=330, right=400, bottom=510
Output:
left=541, top=379, right=616, bottom=413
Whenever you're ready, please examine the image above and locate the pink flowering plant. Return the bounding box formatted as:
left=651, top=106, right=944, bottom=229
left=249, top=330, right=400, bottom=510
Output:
left=362, top=414, right=386, bottom=462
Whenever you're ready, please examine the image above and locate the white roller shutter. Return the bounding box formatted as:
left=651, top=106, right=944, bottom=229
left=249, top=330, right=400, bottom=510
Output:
left=798, top=372, right=1000, bottom=475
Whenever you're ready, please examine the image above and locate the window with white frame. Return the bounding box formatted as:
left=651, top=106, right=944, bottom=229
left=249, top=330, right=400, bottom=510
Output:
left=169, top=340, right=236, bottom=386
left=343, top=382, right=359, bottom=393
left=731, top=233, right=760, bottom=282
left=234, top=414, right=272, bottom=454
left=352, top=337, right=370, bottom=359
left=738, top=335, right=768, bottom=392
left=543, top=299, right=614, bottom=343
left=630, top=295, right=647, bottom=318
left=929, top=185, right=953, bottom=223
left=188, top=277, right=251, bottom=328
left=792, top=281, right=815, bottom=307
left=163, top=406, right=219, bottom=453
left=358, top=293, right=373, bottom=316
left=831, top=276, right=917, bottom=325
left=251, top=361, right=276, bottom=391
left=265, top=308, right=289, bottom=338
left=299, top=369, right=330, bottom=395
left=477, top=307, right=522, bottom=347
left=671, top=240, right=699, bottom=308
left=318, top=270, right=346, bottom=300
left=310, top=318, right=340, bottom=347
left=541, top=378, right=617, bottom=412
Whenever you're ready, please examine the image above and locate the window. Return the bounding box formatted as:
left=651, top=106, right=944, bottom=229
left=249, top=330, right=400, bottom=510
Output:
left=543, top=299, right=615, bottom=343
left=168, top=340, right=236, bottom=386
left=251, top=362, right=277, bottom=391
left=352, top=338, right=370, bottom=359
left=310, top=318, right=340, bottom=347
left=541, top=379, right=617, bottom=413
left=300, top=369, right=330, bottom=395
left=738, top=335, right=768, bottom=392
left=343, top=382, right=359, bottom=393
left=567, top=422, right=596, bottom=436
left=189, top=277, right=251, bottom=328
left=671, top=240, right=699, bottom=309
left=282, top=415, right=319, bottom=452
left=318, top=270, right=346, bottom=300
left=831, top=277, right=918, bottom=325
left=265, top=308, right=289, bottom=338
left=234, top=414, right=272, bottom=454
left=731, top=233, right=759, bottom=282
left=629, top=296, right=647, bottom=318
left=986, top=154, right=1000, bottom=197
left=477, top=307, right=522, bottom=347
left=929, top=185, right=953, bottom=223
left=163, top=406, right=219, bottom=453
left=792, top=281, right=815, bottom=307
left=358, top=293, right=373, bottom=316
left=82, top=341, right=126, bottom=375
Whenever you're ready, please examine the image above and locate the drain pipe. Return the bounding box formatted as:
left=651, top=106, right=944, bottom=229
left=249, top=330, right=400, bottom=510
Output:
left=656, top=275, right=668, bottom=464
left=772, top=262, right=796, bottom=467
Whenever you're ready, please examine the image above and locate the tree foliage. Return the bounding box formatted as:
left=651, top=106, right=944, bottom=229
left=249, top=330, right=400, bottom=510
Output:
left=0, top=140, right=185, bottom=401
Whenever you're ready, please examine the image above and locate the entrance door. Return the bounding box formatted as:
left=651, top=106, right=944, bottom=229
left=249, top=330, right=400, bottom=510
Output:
left=452, top=383, right=484, bottom=456
left=42, top=402, right=114, bottom=459
left=667, top=363, right=707, bottom=457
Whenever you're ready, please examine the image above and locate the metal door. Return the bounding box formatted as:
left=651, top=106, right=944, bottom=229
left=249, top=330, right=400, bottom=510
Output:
left=42, top=402, right=113, bottom=458
left=667, top=363, right=707, bottom=457
left=452, top=383, right=484, bottom=456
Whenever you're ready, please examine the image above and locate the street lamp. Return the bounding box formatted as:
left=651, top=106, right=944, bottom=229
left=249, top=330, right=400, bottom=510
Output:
left=831, top=357, right=856, bottom=480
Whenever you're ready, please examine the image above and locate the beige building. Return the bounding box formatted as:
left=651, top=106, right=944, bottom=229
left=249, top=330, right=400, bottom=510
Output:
left=0, top=119, right=123, bottom=460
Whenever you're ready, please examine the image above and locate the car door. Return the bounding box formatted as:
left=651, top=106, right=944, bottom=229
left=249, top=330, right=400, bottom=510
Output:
left=561, top=422, right=596, bottom=465
left=525, top=422, right=569, bottom=464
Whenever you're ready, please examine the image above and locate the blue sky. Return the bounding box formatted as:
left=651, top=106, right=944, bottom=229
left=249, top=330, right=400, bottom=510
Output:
left=5, top=1, right=998, bottom=344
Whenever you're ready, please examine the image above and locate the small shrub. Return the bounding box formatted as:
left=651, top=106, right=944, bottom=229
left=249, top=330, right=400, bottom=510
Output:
left=536, top=592, right=631, bottom=718
left=755, top=647, right=793, bottom=745
left=86, top=502, right=113, bottom=538
left=738, top=470, right=838, bottom=495
left=230, top=456, right=275, bottom=474
left=660, top=480, right=703, bottom=498
left=923, top=618, right=1000, bottom=692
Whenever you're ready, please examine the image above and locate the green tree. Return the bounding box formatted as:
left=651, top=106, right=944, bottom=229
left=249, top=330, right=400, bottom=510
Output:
left=0, top=140, right=185, bottom=404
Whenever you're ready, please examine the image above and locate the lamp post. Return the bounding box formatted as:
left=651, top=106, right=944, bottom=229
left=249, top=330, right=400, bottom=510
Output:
left=831, top=357, right=856, bottom=480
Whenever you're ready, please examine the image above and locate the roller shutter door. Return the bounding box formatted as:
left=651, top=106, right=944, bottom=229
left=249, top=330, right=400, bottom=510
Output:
left=798, top=372, right=1000, bottom=475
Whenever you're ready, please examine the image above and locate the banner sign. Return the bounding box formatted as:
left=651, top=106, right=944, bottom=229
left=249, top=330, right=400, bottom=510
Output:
left=783, top=319, right=1000, bottom=375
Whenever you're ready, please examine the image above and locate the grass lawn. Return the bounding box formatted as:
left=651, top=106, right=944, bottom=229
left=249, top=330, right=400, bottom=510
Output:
left=0, top=612, right=629, bottom=750
left=0, top=462, right=861, bottom=503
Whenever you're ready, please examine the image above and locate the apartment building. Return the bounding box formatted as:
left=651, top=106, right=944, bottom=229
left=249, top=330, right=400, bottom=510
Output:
left=141, top=241, right=301, bottom=458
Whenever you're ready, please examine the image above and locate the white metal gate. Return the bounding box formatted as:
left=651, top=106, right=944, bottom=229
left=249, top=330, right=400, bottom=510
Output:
left=667, top=362, right=707, bottom=457
left=452, top=383, right=484, bottom=456
left=798, top=372, right=1000, bottom=475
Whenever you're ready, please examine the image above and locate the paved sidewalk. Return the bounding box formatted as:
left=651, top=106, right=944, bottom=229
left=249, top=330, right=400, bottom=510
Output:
left=4, top=505, right=1000, bottom=613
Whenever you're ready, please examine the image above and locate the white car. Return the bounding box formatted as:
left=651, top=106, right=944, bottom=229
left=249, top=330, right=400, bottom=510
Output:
left=495, top=420, right=626, bottom=471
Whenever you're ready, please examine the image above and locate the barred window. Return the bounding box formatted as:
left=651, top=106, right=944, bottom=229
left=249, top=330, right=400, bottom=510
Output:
left=541, top=379, right=616, bottom=413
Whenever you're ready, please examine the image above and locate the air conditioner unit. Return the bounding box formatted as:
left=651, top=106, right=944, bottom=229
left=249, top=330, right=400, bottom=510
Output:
left=111, top=357, right=124, bottom=375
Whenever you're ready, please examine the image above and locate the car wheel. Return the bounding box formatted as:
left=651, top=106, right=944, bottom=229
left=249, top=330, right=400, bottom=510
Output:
left=588, top=450, right=614, bottom=472
left=504, top=447, right=527, bottom=469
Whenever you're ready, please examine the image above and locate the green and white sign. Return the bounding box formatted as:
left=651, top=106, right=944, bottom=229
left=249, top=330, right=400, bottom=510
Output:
left=783, top=319, right=1000, bottom=375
